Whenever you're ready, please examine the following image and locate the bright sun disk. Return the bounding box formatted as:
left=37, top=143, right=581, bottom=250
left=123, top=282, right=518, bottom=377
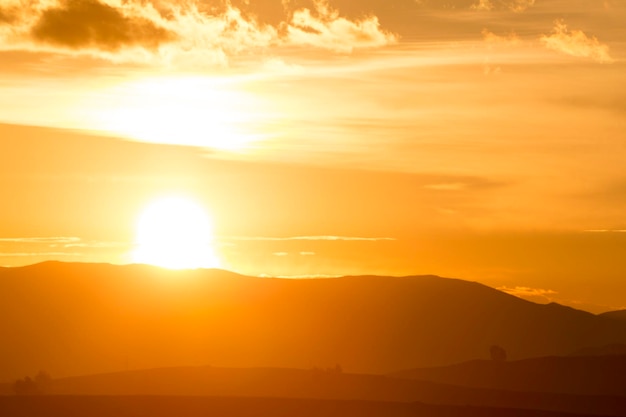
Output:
left=133, top=196, right=220, bottom=270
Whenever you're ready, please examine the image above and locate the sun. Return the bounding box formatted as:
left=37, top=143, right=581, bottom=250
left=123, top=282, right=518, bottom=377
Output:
left=133, top=196, right=220, bottom=270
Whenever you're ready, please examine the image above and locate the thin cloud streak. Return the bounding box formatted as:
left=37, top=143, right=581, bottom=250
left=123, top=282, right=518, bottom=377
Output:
left=0, top=237, right=81, bottom=243
left=0, top=252, right=83, bottom=257
left=0, top=237, right=128, bottom=248
left=498, top=286, right=558, bottom=305
left=225, top=236, right=396, bottom=242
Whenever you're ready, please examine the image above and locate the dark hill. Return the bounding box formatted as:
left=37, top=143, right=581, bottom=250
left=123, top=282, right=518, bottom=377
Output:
left=2, top=366, right=626, bottom=416
left=1, top=262, right=626, bottom=380
left=392, top=355, right=626, bottom=396
left=569, top=343, right=626, bottom=357
left=599, top=310, right=626, bottom=321
left=0, top=395, right=605, bottom=417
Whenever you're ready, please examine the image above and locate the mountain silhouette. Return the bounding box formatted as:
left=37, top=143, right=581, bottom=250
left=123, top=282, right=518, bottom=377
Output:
left=599, top=309, right=626, bottom=321
left=2, top=261, right=626, bottom=381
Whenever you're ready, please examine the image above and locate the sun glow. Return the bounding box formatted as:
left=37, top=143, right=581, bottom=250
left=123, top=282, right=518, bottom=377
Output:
left=133, top=196, right=220, bottom=269
left=94, top=77, right=265, bottom=151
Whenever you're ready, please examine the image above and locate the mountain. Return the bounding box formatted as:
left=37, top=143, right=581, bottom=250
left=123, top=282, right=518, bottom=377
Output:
left=1, top=261, right=626, bottom=381
left=599, top=310, right=626, bottom=321
left=391, top=355, right=626, bottom=396
left=2, top=366, right=626, bottom=416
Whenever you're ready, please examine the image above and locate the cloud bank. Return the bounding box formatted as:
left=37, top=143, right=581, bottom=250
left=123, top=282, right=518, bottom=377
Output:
left=0, top=0, right=397, bottom=64
left=31, top=0, right=176, bottom=51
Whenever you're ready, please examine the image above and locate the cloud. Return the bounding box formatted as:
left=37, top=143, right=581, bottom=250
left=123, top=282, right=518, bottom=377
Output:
left=540, top=19, right=613, bottom=64
left=507, top=0, right=534, bottom=13
left=31, top=0, right=175, bottom=51
left=228, top=235, right=396, bottom=241
left=0, top=237, right=128, bottom=249
left=481, top=28, right=520, bottom=45
left=0, top=0, right=396, bottom=64
left=424, top=182, right=467, bottom=191
left=0, top=252, right=82, bottom=257
left=273, top=251, right=289, bottom=256
left=584, top=229, right=626, bottom=233
left=471, top=0, right=534, bottom=12
left=471, top=0, right=494, bottom=11
left=0, top=236, right=81, bottom=244
left=0, top=6, right=16, bottom=24
left=285, top=0, right=397, bottom=53
left=259, top=273, right=341, bottom=279
left=498, top=285, right=557, bottom=302
left=299, top=251, right=316, bottom=256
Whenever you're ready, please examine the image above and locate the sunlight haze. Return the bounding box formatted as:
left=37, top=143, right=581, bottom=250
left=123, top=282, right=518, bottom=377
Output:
left=1, top=0, right=625, bottom=313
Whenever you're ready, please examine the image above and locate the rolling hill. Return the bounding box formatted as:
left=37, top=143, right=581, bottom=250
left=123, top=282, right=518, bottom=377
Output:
left=2, top=261, right=626, bottom=381
left=391, top=355, right=626, bottom=396
left=2, top=365, right=626, bottom=416
left=599, top=310, right=626, bottom=321
left=0, top=395, right=604, bottom=417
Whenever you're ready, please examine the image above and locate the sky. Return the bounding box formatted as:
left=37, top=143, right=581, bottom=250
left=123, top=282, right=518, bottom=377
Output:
left=1, top=0, right=626, bottom=312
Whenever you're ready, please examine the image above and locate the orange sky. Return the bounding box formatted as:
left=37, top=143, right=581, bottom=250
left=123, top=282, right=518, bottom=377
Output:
left=1, top=0, right=625, bottom=312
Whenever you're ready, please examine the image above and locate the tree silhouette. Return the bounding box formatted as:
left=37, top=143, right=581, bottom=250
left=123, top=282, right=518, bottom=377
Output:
left=35, top=370, right=52, bottom=393
left=12, top=371, right=52, bottom=395
left=490, top=344, right=507, bottom=361
left=13, top=376, right=40, bottom=395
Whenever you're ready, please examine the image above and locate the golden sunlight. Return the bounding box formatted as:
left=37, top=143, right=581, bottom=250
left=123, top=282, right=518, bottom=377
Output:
left=133, top=196, right=220, bottom=269
left=94, top=77, right=265, bottom=151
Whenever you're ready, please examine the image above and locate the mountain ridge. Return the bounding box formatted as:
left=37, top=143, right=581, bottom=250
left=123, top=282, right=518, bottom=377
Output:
left=1, top=261, right=625, bottom=381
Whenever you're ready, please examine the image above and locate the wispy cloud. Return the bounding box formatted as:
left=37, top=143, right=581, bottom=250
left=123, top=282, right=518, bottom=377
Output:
left=508, top=0, right=535, bottom=13
left=259, top=273, right=342, bottom=279
left=471, top=0, right=494, bottom=12
left=541, top=19, right=613, bottom=64
left=471, top=0, right=535, bottom=12
left=227, top=236, right=396, bottom=242
left=0, top=252, right=82, bottom=257
left=285, top=0, right=397, bottom=53
left=0, top=237, right=81, bottom=244
left=423, top=182, right=467, bottom=191
left=481, top=28, right=521, bottom=45
left=0, top=237, right=128, bottom=248
left=498, top=285, right=557, bottom=302
left=584, top=229, right=626, bottom=233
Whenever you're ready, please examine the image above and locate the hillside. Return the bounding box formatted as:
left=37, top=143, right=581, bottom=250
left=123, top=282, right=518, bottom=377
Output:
left=391, top=355, right=626, bottom=396
left=0, top=395, right=604, bottom=417
left=2, top=261, right=626, bottom=380
left=599, top=310, right=626, bottom=321
left=2, top=366, right=626, bottom=416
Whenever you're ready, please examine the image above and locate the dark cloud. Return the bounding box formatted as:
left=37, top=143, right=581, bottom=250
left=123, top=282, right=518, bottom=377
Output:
left=0, top=7, right=16, bottom=24
left=31, top=0, right=176, bottom=51
left=560, top=95, right=626, bottom=115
